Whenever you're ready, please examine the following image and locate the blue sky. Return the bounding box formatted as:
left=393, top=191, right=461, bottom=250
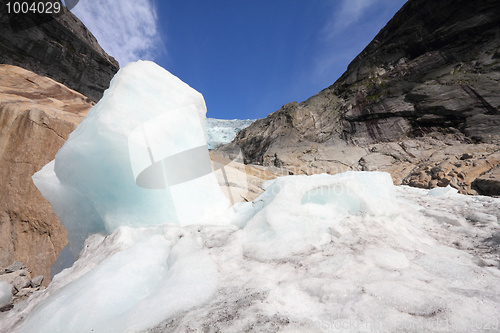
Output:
left=71, top=0, right=407, bottom=119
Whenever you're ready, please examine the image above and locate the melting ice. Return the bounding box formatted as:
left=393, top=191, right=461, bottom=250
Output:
left=1, top=61, right=499, bottom=332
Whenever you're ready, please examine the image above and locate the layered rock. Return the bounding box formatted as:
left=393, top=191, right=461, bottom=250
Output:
left=221, top=0, right=500, bottom=195
left=0, top=65, right=91, bottom=283
left=0, top=261, right=45, bottom=312
left=0, top=1, right=119, bottom=102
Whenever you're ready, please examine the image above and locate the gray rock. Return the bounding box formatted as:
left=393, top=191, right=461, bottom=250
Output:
left=5, top=261, right=24, bottom=273
left=0, top=270, right=32, bottom=287
left=12, top=275, right=31, bottom=293
left=30, top=276, right=44, bottom=288
left=15, top=287, right=37, bottom=298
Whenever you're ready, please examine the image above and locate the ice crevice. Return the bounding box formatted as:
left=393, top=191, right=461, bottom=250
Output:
left=1, top=61, right=499, bottom=333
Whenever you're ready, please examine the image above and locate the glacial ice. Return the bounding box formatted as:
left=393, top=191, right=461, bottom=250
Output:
left=0, top=282, right=12, bottom=306
left=16, top=227, right=218, bottom=333
left=32, top=61, right=229, bottom=260
left=5, top=169, right=499, bottom=332
left=4, top=61, right=498, bottom=332
left=206, top=118, right=255, bottom=149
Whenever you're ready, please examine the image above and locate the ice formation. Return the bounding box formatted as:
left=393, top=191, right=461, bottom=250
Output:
left=2, top=170, right=499, bottom=332
left=206, top=118, right=255, bottom=149
left=0, top=282, right=12, bottom=306
left=32, top=61, right=229, bottom=261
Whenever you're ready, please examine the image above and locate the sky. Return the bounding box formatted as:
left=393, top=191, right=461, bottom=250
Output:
left=71, top=0, right=408, bottom=120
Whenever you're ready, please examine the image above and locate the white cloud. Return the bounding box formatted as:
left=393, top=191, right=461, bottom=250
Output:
left=71, top=0, right=163, bottom=67
left=323, top=0, right=377, bottom=39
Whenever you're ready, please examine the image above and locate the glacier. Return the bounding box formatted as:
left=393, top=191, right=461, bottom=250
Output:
left=1, top=61, right=499, bottom=332
left=206, top=118, right=255, bottom=149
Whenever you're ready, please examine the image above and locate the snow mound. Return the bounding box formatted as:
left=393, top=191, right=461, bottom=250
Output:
left=241, top=172, right=400, bottom=260
left=32, top=61, right=229, bottom=263
left=206, top=118, right=255, bottom=149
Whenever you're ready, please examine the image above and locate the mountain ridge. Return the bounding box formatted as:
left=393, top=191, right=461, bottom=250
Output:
left=220, top=0, right=500, bottom=196
left=0, top=1, right=119, bottom=102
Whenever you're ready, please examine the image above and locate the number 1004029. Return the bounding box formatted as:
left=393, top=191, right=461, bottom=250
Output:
left=6, top=1, right=61, bottom=14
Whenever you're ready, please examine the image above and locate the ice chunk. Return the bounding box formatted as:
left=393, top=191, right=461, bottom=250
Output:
left=18, top=226, right=218, bottom=333
left=242, top=172, right=401, bottom=260
left=0, top=281, right=12, bottom=306
left=32, top=61, right=229, bottom=261
left=427, top=185, right=459, bottom=197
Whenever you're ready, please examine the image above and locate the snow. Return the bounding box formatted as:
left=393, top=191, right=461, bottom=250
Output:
left=32, top=61, right=229, bottom=263
left=0, top=282, right=11, bottom=306
left=16, top=227, right=218, bottom=333
left=206, top=118, right=255, bottom=149
left=4, top=61, right=499, bottom=332
left=3, top=171, right=499, bottom=332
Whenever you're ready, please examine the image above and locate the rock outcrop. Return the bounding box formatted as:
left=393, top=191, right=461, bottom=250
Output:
left=221, top=0, right=500, bottom=195
left=0, top=261, right=44, bottom=312
left=0, top=65, right=91, bottom=283
left=0, top=1, right=119, bottom=102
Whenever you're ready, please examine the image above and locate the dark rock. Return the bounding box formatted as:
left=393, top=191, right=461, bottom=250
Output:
left=0, top=1, right=119, bottom=101
left=0, top=303, right=14, bottom=312
left=222, top=0, right=500, bottom=158
left=472, top=167, right=500, bottom=196
left=430, top=167, right=444, bottom=180
left=460, top=153, right=473, bottom=160
left=437, top=178, right=451, bottom=187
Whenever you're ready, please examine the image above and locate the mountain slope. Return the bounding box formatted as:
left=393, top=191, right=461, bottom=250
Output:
left=0, top=1, right=119, bottom=102
left=220, top=0, right=500, bottom=195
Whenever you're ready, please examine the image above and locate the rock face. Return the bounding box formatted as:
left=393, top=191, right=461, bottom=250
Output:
left=0, top=65, right=91, bottom=283
left=221, top=0, right=500, bottom=195
left=0, top=1, right=119, bottom=102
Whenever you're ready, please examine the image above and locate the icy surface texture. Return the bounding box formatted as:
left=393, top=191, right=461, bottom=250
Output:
left=206, top=118, right=255, bottom=149
left=0, top=282, right=12, bottom=306
left=16, top=227, right=218, bottom=333
left=32, top=61, right=229, bottom=258
left=4, top=171, right=499, bottom=333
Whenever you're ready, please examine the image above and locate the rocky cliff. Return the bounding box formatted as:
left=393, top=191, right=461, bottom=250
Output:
left=221, top=0, right=500, bottom=195
left=0, top=65, right=91, bottom=283
left=0, top=1, right=119, bottom=102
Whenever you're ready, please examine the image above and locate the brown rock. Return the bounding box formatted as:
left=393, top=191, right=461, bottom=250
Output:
left=0, top=65, right=91, bottom=284
left=437, top=178, right=451, bottom=187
